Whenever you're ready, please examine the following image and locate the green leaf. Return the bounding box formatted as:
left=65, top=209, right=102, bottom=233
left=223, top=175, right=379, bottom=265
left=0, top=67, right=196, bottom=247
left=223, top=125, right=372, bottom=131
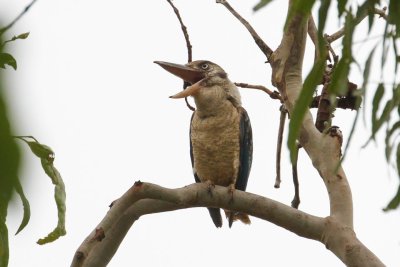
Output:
left=16, top=137, right=66, bottom=244
left=4, top=32, right=30, bottom=44
left=371, top=83, right=385, bottom=135
left=14, top=32, right=30, bottom=40
left=391, top=34, right=399, bottom=74
left=318, top=0, right=332, bottom=42
left=0, top=208, right=9, bottom=267
left=288, top=59, right=325, bottom=162
left=14, top=178, right=30, bottom=235
left=388, top=0, right=400, bottom=37
left=329, top=59, right=350, bottom=96
left=0, top=37, right=20, bottom=266
left=26, top=141, right=54, bottom=160
left=329, top=11, right=354, bottom=96
left=385, top=121, right=400, bottom=160
left=253, top=0, right=274, bottom=12
left=0, top=53, right=17, bottom=70
left=37, top=158, right=66, bottom=245
left=383, top=185, right=400, bottom=211
left=337, top=0, right=347, bottom=18
left=361, top=44, right=378, bottom=125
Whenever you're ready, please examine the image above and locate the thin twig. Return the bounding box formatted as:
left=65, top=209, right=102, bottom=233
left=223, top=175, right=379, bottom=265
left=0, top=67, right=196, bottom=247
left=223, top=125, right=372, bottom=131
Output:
left=216, top=0, right=273, bottom=60
left=274, top=105, right=287, bottom=188
left=166, top=0, right=195, bottom=111
left=326, top=7, right=388, bottom=43
left=184, top=96, right=195, bottom=111
left=0, top=0, right=38, bottom=35
left=307, top=15, right=320, bottom=62
left=166, top=0, right=192, bottom=62
left=235, top=82, right=282, bottom=102
left=291, top=143, right=300, bottom=209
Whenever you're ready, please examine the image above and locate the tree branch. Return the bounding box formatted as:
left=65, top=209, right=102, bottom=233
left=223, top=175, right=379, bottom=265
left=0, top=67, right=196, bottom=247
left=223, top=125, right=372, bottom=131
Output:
left=166, top=0, right=192, bottom=62
left=267, top=1, right=384, bottom=266
left=235, top=82, right=282, bottom=102
left=326, top=7, right=388, bottom=43
left=216, top=0, right=273, bottom=60
left=71, top=182, right=324, bottom=267
left=0, top=0, right=38, bottom=35
left=307, top=15, right=320, bottom=62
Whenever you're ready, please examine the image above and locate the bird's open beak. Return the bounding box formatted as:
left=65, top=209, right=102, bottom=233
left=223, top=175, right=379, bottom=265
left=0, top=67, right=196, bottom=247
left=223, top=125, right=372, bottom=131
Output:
left=154, top=61, right=206, bottom=99
left=168, top=80, right=203, bottom=98
left=154, top=61, right=205, bottom=84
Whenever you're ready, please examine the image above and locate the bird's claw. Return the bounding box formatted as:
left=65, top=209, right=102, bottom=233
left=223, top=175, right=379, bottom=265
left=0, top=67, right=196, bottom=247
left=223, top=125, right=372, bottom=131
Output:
left=228, top=184, right=235, bottom=204
left=205, top=180, right=215, bottom=196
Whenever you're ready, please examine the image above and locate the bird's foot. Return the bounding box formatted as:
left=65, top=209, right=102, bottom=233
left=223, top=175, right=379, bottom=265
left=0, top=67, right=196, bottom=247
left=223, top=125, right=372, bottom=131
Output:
left=205, top=180, right=215, bottom=196
left=228, top=184, right=235, bottom=204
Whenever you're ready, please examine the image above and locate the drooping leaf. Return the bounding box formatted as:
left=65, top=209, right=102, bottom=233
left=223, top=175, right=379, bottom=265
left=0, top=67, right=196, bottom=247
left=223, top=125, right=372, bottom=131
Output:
left=0, top=35, right=20, bottom=266
left=14, top=178, right=31, bottom=235
left=0, top=52, right=17, bottom=70
left=361, top=44, right=378, bottom=125
left=16, top=137, right=66, bottom=244
left=385, top=121, right=400, bottom=160
left=356, top=0, right=380, bottom=33
left=391, top=34, right=399, bottom=74
left=253, top=0, right=274, bottom=12
left=337, top=0, right=347, bottom=18
left=318, top=0, right=332, bottom=44
left=329, top=11, right=354, bottom=96
left=371, top=83, right=385, bottom=136
left=341, top=108, right=360, bottom=163
left=288, top=59, right=325, bottom=162
left=383, top=185, right=400, bottom=211
left=388, top=0, right=400, bottom=37
left=0, top=204, right=9, bottom=267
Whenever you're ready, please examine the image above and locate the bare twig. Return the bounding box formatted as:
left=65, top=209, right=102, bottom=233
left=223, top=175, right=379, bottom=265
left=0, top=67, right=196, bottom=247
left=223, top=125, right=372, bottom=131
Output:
left=166, top=0, right=192, bottom=62
left=291, top=143, right=300, bottom=209
left=216, top=0, right=273, bottom=60
left=274, top=105, right=287, bottom=188
left=325, top=7, right=388, bottom=43
left=184, top=96, right=195, bottom=111
left=0, top=0, right=38, bottom=35
left=307, top=15, right=320, bottom=62
left=166, top=0, right=196, bottom=111
left=235, top=82, right=282, bottom=102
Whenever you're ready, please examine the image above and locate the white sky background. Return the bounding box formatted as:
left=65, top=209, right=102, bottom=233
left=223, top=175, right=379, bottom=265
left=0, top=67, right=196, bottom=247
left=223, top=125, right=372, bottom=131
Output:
left=1, top=0, right=400, bottom=266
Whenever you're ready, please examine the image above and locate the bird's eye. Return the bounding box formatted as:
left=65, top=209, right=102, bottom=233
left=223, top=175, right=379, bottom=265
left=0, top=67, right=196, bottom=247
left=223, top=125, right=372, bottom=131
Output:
left=201, top=63, right=209, bottom=70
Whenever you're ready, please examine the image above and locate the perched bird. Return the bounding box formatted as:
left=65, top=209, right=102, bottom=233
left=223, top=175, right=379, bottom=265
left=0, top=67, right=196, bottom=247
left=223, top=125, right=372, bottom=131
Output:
left=154, top=60, right=253, bottom=228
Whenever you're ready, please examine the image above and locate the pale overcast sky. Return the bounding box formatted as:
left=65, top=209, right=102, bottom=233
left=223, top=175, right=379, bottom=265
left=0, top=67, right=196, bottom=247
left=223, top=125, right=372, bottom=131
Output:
left=1, top=0, right=399, bottom=266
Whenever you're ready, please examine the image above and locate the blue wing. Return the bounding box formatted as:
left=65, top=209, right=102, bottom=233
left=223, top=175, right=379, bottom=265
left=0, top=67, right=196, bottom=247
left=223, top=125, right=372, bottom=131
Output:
left=189, top=112, right=223, bottom=228
left=235, top=107, right=253, bottom=192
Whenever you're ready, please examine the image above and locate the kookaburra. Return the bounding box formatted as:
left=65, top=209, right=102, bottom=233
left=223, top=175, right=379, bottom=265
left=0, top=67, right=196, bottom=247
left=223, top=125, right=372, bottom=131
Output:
left=155, top=60, right=253, bottom=228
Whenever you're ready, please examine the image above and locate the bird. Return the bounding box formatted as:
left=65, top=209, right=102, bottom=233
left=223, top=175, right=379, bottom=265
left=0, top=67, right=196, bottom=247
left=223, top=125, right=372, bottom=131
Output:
left=154, top=60, right=253, bottom=228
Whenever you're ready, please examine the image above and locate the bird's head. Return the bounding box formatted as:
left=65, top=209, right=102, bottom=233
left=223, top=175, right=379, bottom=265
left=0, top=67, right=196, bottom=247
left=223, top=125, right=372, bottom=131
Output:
left=154, top=60, right=241, bottom=110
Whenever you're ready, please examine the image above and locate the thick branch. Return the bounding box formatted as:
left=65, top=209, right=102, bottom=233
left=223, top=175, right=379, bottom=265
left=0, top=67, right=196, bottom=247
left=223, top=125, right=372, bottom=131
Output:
left=267, top=2, right=383, bottom=266
left=71, top=182, right=324, bottom=267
